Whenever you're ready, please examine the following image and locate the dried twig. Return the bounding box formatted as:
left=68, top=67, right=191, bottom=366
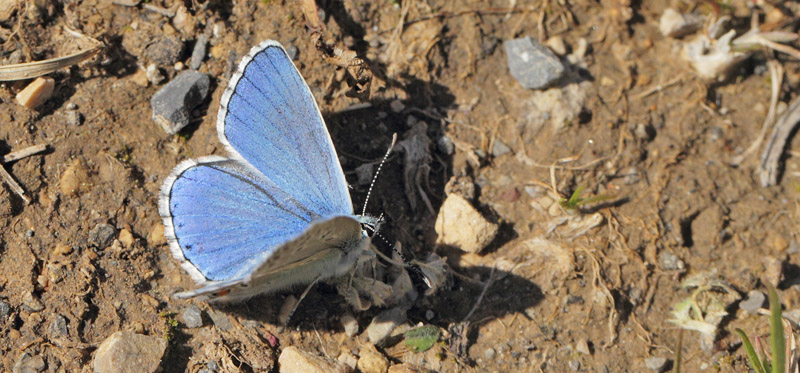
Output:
left=731, top=60, right=782, bottom=166
left=3, top=144, right=47, bottom=163
left=463, top=266, right=495, bottom=322
left=0, top=166, right=27, bottom=203
left=0, top=143, right=48, bottom=204
left=758, top=96, right=800, bottom=187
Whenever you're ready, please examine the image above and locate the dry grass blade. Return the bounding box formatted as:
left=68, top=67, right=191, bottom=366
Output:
left=758, top=95, right=800, bottom=187
left=0, top=44, right=102, bottom=81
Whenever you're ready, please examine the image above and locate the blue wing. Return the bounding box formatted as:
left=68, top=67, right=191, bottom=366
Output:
left=217, top=40, right=352, bottom=218
left=159, top=157, right=324, bottom=282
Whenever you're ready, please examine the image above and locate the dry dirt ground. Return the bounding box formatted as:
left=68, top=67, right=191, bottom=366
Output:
left=1, top=0, right=800, bottom=372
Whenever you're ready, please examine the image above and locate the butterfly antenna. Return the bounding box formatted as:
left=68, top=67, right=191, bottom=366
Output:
left=367, top=228, right=432, bottom=289
left=361, top=133, right=397, bottom=217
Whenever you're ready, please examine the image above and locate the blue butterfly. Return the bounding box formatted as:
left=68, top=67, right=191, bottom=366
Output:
left=158, top=40, right=374, bottom=302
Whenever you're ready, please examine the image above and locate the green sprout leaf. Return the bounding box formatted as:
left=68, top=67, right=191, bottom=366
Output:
left=404, top=325, right=439, bottom=353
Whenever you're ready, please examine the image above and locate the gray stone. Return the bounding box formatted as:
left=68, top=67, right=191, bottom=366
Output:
left=93, top=331, right=167, bottom=373
left=658, top=251, right=684, bottom=271
left=49, top=314, right=68, bottom=337
left=66, top=110, right=83, bottom=126
left=740, top=290, right=766, bottom=314
left=13, top=352, right=46, bottom=373
left=285, top=44, right=298, bottom=60
left=365, top=307, right=406, bottom=345
left=181, top=305, right=203, bottom=328
left=22, top=292, right=44, bottom=312
left=437, top=136, right=454, bottom=155
left=645, top=356, right=668, bottom=371
left=0, top=300, right=11, bottom=318
left=143, top=35, right=184, bottom=67
left=88, top=223, right=116, bottom=249
left=151, top=70, right=211, bottom=134
left=568, top=360, right=580, bottom=371
left=208, top=310, right=232, bottom=331
left=504, top=36, right=565, bottom=90
left=340, top=313, right=359, bottom=338
left=190, top=34, right=208, bottom=70
left=491, top=139, right=511, bottom=157
left=484, top=347, right=496, bottom=359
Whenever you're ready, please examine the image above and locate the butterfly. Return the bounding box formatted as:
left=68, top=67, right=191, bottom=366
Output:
left=158, top=40, right=376, bottom=302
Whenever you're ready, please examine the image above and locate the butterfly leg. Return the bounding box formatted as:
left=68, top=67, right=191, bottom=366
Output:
left=281, top=276, right=321, bottom=327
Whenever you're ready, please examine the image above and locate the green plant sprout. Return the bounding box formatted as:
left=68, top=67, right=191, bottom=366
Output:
left=160, top=311, right=180, bottom=342
left=736, top=285, right=786, bottom=373
left=558, top=185, right=613, bottom=210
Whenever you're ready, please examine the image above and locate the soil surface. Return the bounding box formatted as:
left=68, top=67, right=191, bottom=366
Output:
left=1, top=0, right=799, bottom=372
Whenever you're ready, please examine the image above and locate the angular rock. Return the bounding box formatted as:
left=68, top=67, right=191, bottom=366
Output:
left=504, top=36, right=565, bottom=89
left=144, top=35, right=184, bottom=67
left=645, top=356, right=668, bottom=371
left=93, top=331, right=167, bottom=373
left=88, top=223, right=116, bottom=249
left=16, top=76, right=55, bottom=109
left=278, top=346, right=348, bottom=373
left=365, top=308, right=406, bottom=346
left=49, top=314, right=69, bottom=338
left=0, top=300, right=11, bottom=318
left=151, top=70, right=210, bottom=134
left=22, top=292, right=44, bottom=312
left=357, top=344, right=389, bottom=373
left=434, top=193, right=499, bottom=253
left=208, top=310, right=232, bottom=331
left=181, top=305, right=203, bottom=328
left=13, top=352, right=46, bottom=373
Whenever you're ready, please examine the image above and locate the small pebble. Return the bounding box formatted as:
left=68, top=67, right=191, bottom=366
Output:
left=0, top=301, right=11, bottom=318
left=365, top=307, right=406, bottom=345
left=190, top=34, right=209, bottom=70
left=13, top=352, right=46, bottom=373
left=658, top=251, right=684, bottom=271
left=389, top=100, right=405, bottom=113
left=65, top=102, right=78, bottom=110
left=144, top=35, right=184, bottom=67
left=484, top=347, right=496, bottom=359
left=437, top=136, right=455, bottom=155
left=340, top=313, right=359, bottom=338
left=146, top=63, right=164, bottom=85
left=93, top=331, right=167, bottom=373
left=568, top=360, right=580, bottom=371
left=434, top=193, right=499, bottom=253
left=740, top=290, right=766, bottom=314
left=182, top=305, right=204, bottom=328
left=285, top=44, right=298, bottom=60
left=151, top=70, right=211, bottom=134
left=49, top=314, right=69, bottom=337
left=66, top=110, right=83, bottom=126
left=16, top=76, right=55, bottom=109
left=23, top=292, right=44, bottom=312
left=88, top=223, right=116, bottom=249
left=491, top=139, right=511, bottom=157
left=425, top=309, right=435, bottom=321
left=564, top=295, right=584, bottom=305
left=504, top=36, right=565, bottom=90
left=645, top=356, right=668, bottom=371
left=208, top=310, right=232, bottom=331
